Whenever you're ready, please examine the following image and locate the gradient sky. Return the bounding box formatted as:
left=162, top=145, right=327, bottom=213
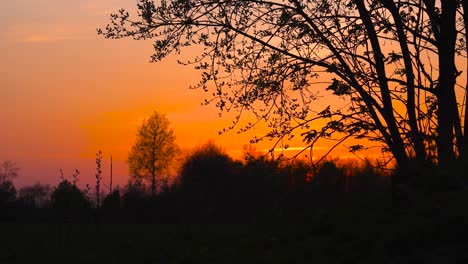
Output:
left=1, top=0, right=372, bottom=188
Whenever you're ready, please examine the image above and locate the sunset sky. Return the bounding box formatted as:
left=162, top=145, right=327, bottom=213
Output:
left=2, top=0, right=370, bottom=188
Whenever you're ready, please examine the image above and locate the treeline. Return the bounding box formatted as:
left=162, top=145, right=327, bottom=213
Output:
left=0, top=143, right=390, bottom=223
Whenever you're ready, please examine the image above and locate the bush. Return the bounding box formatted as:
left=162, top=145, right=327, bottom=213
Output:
left=177, top=141, right=239, bottom=220
left=51, top=180, right=89, bottom=210
left=0, top=180, right=16, bottom=208
left=102, top=189, right=121, bottom=209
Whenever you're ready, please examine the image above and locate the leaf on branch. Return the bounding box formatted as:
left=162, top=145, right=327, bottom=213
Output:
left=348, top=144, right=364, bottom=153
left=326, top=63, right=339, bottom=73
left=327, top=120, right=345, bottom=132
left=301, top=130, right=318, bottom=144
left=326, top=78, right=352, bottom=96
left=318, top=106, right=331, bottom=118
left=395, top=68, right=406, bottom=76
left=386, top=51, right=403, bottom=64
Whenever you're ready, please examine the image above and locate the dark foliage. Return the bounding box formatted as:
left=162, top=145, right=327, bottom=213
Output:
left=51, top=180, right=89, bottom=210
left=0, top=180, right=16, bottom=208
left=17, top=182, right=51, bottom=208
left=98, top=0, right=468, bottom=193
left=176, top=142, right=240, bottom=221
left=121, top=179, right=149, bottom=209
left=101, top=189, right=121, bottom=209
left=2, top=155, right=468, bottom=263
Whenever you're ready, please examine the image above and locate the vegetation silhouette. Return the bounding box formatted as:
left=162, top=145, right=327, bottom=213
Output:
left=51, top=180, right=90, bottom=211
left=2, top=152, right=468, bottom=262
left=101, top=189, right=121, bottom=209
left=0, top=180, right=16, bottom=209
left=17, top=182, right=52, bottom=209
left=176, top=141, right=240, bottom=222
left=5, top=1, right=468, bottom=261
left=128, top=110, right=179, bottom=198
left=95, top=150, right=103, bottom=208
left=0, top=161, right=19, bottom=221
left=99, top=0, right=468, bottom=198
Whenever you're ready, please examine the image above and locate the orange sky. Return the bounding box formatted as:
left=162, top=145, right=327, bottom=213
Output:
left=1, top=0, right=379, bottom=188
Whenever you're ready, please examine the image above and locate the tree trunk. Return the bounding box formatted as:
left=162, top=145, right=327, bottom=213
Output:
left=356, top=0, right=410, bottom=189
left=461, top=1, right=468, bottom=161
left=436, top=1, right=457, bottom=172
left=152, top=135, right=157, bottom=198
left=384, top=0, right=426, bottom=164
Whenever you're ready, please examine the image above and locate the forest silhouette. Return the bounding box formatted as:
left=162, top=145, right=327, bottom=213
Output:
left=1, top=143, right=392, bottom=223
left=3, top=0, right=468, bottom=262
left=1, top=141, right=468, bottom=262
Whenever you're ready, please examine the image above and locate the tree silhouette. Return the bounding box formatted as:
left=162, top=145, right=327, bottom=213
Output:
left=101, top=189, right=121, bottom=209
left=0, top=180, right=16, bottom=208
left=0, top=160, right=18, bottom=209
left=18, top=182, right=52, bottom=208
left=95, top=150, right=103, bottom=208
left=121, top=179, right=148, bottom=209
left=100, top=1, right=468, bottom=192
left=128, top=110, right=179, bottom=198
left=0, top=160, right=19, bottom=183
left=178, top=141, right=239, bottom=220
left=51, top=180, right=89, bottom=210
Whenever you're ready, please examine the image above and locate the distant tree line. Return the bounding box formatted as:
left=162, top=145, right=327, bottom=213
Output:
left=0, top=145, right=392, bottom=223
left=98, top=0, right=468, bottom=198
left=3, top=110, right=459, bottom=223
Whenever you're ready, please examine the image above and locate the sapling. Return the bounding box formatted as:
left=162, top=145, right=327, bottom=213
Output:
left=95, top=150, right=103, bottom=208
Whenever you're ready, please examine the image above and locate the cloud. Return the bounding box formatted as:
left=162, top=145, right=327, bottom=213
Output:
left=263, top=146, right=329, bottom=152
left=79, top=1, right=135, bottom=16
left=4, top=23, right=92, bottom=44
left=22, top=34, right=78, bottom=43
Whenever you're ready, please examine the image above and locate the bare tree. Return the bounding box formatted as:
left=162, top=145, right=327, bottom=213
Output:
left=18, top=182, right=52, bottom=208
left=0, top=160, right=19, bottom=183
left=128, top=110, right=179, bottom=198
left=99, top=1, right=467, bottom=189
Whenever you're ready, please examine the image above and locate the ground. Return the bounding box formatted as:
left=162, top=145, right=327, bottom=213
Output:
left=1, top=190, right=468, bottom=263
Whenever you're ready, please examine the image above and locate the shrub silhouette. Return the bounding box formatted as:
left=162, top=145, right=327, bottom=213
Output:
left=347, top=160, right=387, bottom=192
left=0, top=160, right=18, bottom=210
left=121, top=179, right=148, bottom=209
left=239, top=155, right=285, bottom=212
left=51, top=180, right=89, bottom=210
left=0, top=180, right=17, bottom=208
left=311, top=159, right=388, bottom=193
left=102, top=189, right=121, bottom=209
left=177, top=141, right=239, bottom=220
left=17, top=182, right=51, bottom=208
left=312, top=159, right=344, bottom=192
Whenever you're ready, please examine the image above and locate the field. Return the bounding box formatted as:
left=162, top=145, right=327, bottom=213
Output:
left=2, top=190, right=468, bottom=264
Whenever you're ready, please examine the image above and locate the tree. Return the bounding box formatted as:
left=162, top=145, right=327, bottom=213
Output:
left=178, top=141, right=236, bottom=195
left=51, top=180, right=89, bottom=210
left=99, top=1, right=467, bottom=190
left=128, top=110, right=179, bottom=198
left=102, top=189, right=121, bottom=209
left=18, top=182, right=52, bottom=208
left=0, top=160, right=19, bottom=208
left=0, top=180, right=16, bottom=208
left=0, top=160, right=19, bottom=183
left=95, top=150, right=103, bottom=208
left=177, top=141, right=239, bottom=220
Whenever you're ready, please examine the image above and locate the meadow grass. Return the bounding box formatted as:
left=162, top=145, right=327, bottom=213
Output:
left=1, top=189, right=468, bottom=263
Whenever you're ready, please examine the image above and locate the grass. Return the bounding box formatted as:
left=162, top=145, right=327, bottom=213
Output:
left=1, top=223, right=379, bottom=263
left=2, top=190, right=468, bottom=263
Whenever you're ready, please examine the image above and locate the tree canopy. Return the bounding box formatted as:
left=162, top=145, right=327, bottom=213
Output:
left=100, top=1, right=468, bottom=188
left=0, top=161, right=19, bottom=183
left=128, top=110, right=179, bottom=197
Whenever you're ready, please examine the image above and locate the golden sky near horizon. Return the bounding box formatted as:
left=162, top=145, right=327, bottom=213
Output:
left=1, top=0, right=380, bottom=187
